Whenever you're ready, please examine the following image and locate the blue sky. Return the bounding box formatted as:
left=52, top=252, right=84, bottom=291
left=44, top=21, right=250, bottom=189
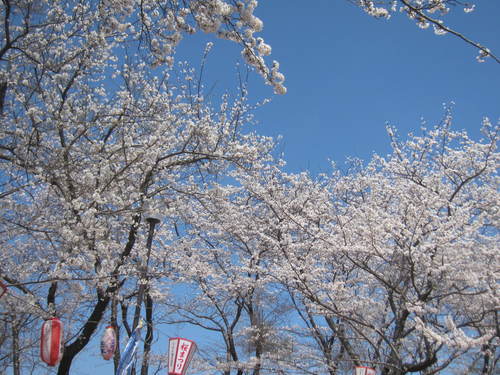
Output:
left=66, top=1, right=499, bottom=374
left=176, top=0, right=500, bottom=174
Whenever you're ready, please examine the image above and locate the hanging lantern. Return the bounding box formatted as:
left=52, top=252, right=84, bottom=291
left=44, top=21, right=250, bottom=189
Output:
left=355, top=366, right=376, bottom=375
left=100, top=325, right=117, bottom=360
left=40, top=317, right=63, bottom=366
left=0, top=281, right=6, bottom=299
left=168, top=337, right=197, bottom=375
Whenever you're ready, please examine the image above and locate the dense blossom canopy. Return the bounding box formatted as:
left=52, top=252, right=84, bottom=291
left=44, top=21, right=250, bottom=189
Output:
left=0, top=1, right=498, bottom=375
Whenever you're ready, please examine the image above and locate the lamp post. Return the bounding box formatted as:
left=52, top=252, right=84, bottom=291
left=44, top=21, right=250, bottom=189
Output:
left=124, top=211, right=160, bottom=375
left=132, top=212, right=161, bottom=330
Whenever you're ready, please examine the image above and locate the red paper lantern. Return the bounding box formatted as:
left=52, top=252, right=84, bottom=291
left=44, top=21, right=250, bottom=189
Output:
left=168, top=337, right=197, bottom=375
left=0, top=281, right=6, bottom=299
left=40, top=317, right=63, bottom=366
left=355, top=366, right=376, bottom=375
left=100, top=325, right=117, bottom=360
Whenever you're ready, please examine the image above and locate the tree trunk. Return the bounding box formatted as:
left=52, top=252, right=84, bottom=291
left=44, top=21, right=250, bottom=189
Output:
left=57, top=294, right=110, bottom=375
left=57, top=217, right=139, bottom=374
left=140, top=292, right=154, bottom=375
left=12, top=318, right=20, bottom=375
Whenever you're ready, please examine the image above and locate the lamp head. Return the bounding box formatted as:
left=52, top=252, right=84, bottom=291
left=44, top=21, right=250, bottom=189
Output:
left=143, top=204, right=161, bottom=224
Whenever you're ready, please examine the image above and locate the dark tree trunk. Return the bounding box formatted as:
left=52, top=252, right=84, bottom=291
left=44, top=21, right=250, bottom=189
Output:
left=56, top=217, right=139, bottom=374
left=57, top=293, right=110, bottom=375
left=12, top=318, right=20, bottom=375
left=140, top=291, right=154, bottom=375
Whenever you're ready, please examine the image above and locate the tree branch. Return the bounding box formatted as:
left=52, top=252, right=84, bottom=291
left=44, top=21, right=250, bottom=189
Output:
left=400, top=0, right=500, bottom=64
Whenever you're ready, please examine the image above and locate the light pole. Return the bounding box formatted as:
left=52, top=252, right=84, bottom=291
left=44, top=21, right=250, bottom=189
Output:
left=126, top=211, right=161, bottom=375
left=132, top=212, right=160, bottom=330
left=112, top=210, right=162, bottom=375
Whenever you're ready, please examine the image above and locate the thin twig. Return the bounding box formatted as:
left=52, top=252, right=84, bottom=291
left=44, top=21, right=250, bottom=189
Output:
left=400, top=0, right=500, bottom=64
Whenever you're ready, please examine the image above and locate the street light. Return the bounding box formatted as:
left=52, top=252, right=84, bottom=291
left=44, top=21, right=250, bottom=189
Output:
left=123, top=210, right=161, bottom=375
left=132, top=211, right=161, bottom=330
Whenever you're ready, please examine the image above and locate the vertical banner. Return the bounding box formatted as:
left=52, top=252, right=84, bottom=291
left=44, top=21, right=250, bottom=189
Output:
left=168, top=338, right=197, bottom=375
left=116, top=325, right=142, bottom=375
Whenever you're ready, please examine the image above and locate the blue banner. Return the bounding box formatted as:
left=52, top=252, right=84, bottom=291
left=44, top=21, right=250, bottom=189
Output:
left=116, top=324, right=142, bottom=375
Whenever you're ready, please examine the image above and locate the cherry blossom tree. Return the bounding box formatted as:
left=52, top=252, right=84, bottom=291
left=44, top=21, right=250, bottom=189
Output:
left=0, top=1, right=285, bottom=373
left=242, top=119, right=499, bottom=375
left=159, top=179, right=295, bottom=375
left=0, top=0, right=285, bottom=100
left=1, top=2, right=499, bottom=375
left=0, top=47, right=277, bottom=375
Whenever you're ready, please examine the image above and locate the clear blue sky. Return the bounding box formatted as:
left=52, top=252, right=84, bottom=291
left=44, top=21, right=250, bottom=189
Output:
left=176, top=0, right=500, bottom=174
left=67, top=1, right=499, bottom=374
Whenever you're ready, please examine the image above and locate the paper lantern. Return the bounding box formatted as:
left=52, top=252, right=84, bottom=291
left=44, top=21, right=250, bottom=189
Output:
left=40, top=318, right=63, bottom=366
left=355, top=366, right=376, bottom=375
left=168, top=337, right=197, bottom=375
left=0, top=281, right=6, bottom=299
left=100, top=325, right=117, bottom=360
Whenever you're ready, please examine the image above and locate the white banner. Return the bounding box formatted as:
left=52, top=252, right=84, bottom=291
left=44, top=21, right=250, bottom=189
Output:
left=168, top=337, right=197, bottom=375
